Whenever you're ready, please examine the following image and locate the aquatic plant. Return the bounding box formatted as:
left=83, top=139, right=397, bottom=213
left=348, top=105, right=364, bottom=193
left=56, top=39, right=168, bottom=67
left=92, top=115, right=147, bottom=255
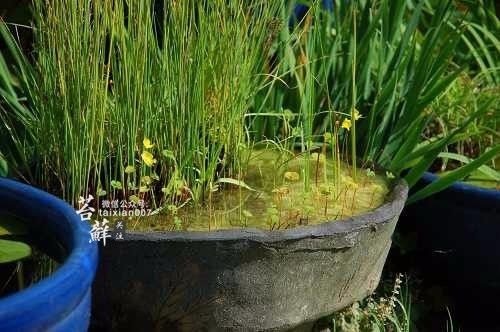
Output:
left=252, top=0, right=499, bottom=203
left=0, top=0, right=280, bottom=208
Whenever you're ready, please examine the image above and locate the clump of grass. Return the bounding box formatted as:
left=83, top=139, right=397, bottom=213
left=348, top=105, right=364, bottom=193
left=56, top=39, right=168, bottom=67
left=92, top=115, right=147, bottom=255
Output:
left=0, top=0, right=281, bottom=207
left=6, top=0, right=490, bottom=230
left=420, top=0, right=500, bottom=86
left=426, top=72, right=499, bottom=188
left=328, top=274, right=411, bottom=332
left=0, top=0, right=395, bottom=232
left=430, top=74, right=498, bottom=159
left=253, top=0, right=499, bottom=204
left=326, top=273, right=458, bottom=332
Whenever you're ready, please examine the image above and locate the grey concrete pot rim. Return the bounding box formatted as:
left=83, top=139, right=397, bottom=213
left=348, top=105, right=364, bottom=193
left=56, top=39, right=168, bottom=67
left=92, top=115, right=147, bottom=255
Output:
left=124, top=179, right=408, bottom=243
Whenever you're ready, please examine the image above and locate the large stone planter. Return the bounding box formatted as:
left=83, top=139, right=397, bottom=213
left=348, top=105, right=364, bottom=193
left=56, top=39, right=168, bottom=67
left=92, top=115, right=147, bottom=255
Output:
left=92, top=180, right=408, bottom=331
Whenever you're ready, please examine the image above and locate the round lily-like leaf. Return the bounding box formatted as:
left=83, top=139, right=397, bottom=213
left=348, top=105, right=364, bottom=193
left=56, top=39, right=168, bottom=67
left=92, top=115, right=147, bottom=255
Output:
left=124, top=165, right=135, bottom=174
left=110, top=180, right=123, bottom=190
left=0, top=239, right=32, bottom=264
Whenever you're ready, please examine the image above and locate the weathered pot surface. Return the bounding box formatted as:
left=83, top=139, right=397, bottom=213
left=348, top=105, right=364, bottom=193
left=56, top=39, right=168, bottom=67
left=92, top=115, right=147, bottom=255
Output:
left=92, top=180, right=408, bottom=332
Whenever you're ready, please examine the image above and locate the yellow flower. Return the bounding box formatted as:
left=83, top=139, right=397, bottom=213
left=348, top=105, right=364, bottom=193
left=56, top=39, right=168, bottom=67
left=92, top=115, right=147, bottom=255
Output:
left=141, top=151, right=157, bottom=167
left=353, top=109, right=363, bottom=121
left=143, top=138, right=155, bottom=149
left=342, top=118, right=352, bottom=130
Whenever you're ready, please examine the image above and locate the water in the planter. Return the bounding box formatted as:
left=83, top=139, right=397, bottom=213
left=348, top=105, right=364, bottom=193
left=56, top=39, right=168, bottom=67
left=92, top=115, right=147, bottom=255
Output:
left=0, top=212, right=59, bottom=298
left=124, top=150, right=391, bottom=232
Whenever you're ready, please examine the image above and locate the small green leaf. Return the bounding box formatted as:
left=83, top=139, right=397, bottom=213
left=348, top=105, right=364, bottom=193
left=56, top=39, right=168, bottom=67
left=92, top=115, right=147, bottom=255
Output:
left=0, top=239, right=31, bottom=263
left=110, top=180, right=123, bottom=190
left=140, top=176, right=152, bottom=185
left=129, top=195, right=139, bottom=204
left=283, top=109, right=296, bottom=121
left=214, top=178, right=256, bottom=191
left=438, top=152, right=500, bottom=181
left=173, top=216, right=182, bottom=230
left=167, top=205, right=178, bottom=214
left=319, top=184, right=332, bottom=195
left=162, top=150, right=175, bottom=161
left=0, top=154, right=7, bottom=177
left=242, top=210, right=253, bottom=218
left=124, top=165, right=135, bottom=174
left=0, top=214, right=28, bottom=236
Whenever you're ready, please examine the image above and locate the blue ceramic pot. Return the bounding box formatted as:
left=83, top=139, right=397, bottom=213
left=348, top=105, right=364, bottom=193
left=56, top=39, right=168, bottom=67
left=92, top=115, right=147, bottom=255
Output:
left=399, top=172, right=500, bottom=322
left=0, top=178, right=98, bottom=331
left=293, top=0, right=334, bottom=23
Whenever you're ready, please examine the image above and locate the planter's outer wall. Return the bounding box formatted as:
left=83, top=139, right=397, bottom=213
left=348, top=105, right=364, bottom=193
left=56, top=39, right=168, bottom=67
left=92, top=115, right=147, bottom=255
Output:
left=399, top=172, right=500, bottom=323
left=0, top=178, right=98, bottom=331
left=92, top=180, right=408, bottom=331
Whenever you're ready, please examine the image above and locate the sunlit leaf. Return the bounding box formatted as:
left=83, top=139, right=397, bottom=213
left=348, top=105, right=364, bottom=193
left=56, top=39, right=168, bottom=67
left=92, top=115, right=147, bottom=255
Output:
left=0, top=239, right=31, bottom=264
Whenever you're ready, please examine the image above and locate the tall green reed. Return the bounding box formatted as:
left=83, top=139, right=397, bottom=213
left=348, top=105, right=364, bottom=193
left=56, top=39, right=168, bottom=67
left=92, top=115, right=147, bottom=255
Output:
left=428, top=74, right=499, bottom=176
left=253, top=0, right=499, bottom=202
left=417, top=0, right=499, bottom=86
left=0, top=0, right=281, bottom=207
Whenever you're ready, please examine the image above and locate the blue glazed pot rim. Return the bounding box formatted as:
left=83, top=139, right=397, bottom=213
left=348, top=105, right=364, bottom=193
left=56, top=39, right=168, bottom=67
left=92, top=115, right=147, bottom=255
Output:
left=0, top=178, right=98, bottom=329
left=421, top=171, right=500, bottom=198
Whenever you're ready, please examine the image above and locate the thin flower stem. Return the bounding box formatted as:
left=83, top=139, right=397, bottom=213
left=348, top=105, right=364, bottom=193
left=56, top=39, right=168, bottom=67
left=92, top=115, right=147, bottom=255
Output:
left=351, top=2, right=357, bottom=182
